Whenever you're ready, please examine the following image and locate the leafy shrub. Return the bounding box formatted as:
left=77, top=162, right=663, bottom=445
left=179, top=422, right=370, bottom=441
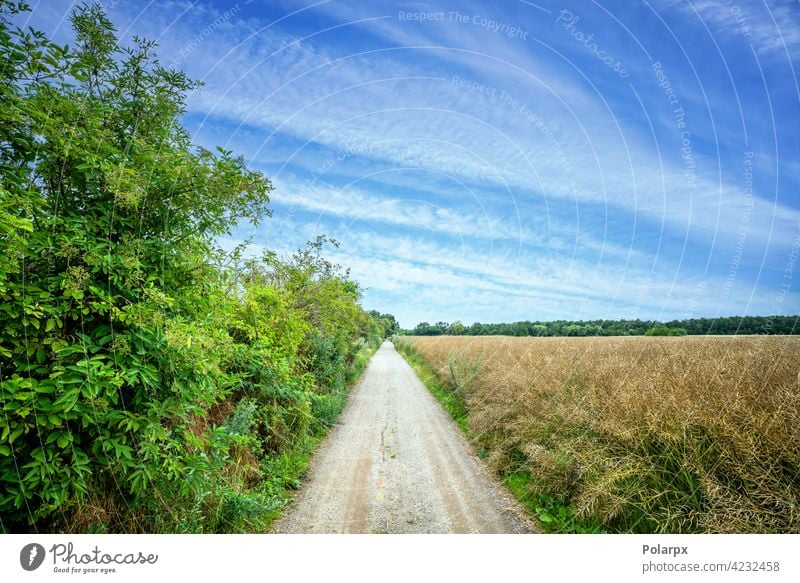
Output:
left=0, top=1, right=390, bottom=533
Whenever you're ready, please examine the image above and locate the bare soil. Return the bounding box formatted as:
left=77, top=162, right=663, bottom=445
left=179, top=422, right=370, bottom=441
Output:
left=272, top=341, right=533, bottom=533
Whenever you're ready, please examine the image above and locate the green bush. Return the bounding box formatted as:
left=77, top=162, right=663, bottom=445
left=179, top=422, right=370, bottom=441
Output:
left=0, top=1, right=390, bottom=533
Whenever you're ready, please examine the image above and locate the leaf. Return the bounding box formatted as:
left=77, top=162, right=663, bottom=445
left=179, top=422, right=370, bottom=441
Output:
left=0, top=445, right=11, bottom=456
left=114, top=443, right=132, bottom=460
left=35, top=382, right=57, bottom=394
left=53, top=388, right=80, bottom=411
left=536, top=509, right=554, bottom=523
left=8, top=427, right=24, bottom=444
left=73, top=451, right=89, bottom=466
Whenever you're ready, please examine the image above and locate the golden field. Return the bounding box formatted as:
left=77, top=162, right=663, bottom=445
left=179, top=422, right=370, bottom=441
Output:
left=395, top=335, right=800, bottom=533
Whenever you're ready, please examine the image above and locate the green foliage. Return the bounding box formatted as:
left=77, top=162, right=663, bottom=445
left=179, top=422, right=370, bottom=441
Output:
left=645, top=326, right=687, bottom=336
left=504, top=472, right=604, bottom=533
left=0, top=2, right=390, bottom=533
left=369, top=311, right=400, bottom=338
left=409, top=316, right=797, bottom=337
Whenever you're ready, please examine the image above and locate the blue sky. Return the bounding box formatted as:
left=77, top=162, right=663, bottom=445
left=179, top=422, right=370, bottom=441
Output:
left=21, top=0, right=800, bottom=327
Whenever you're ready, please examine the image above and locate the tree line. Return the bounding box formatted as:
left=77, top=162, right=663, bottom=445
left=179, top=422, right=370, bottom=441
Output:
left=407, top=315, right=798, bottom=337
left=0, top=2, right=392, bottom=532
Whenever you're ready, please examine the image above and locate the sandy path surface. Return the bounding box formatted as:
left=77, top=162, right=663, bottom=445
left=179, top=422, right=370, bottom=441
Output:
left=273, top=341, right=534, bottom=533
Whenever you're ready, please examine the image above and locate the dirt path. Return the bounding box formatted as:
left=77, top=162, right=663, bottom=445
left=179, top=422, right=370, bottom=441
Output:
left=272, top=341, right=533, bottom=533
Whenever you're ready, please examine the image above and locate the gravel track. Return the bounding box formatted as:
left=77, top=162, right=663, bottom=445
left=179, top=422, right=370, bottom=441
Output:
left=272, top=341, right=534, bottom=534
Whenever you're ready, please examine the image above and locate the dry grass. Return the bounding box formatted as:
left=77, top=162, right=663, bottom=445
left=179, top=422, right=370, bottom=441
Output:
left=398, top=335, right=800, bottom=533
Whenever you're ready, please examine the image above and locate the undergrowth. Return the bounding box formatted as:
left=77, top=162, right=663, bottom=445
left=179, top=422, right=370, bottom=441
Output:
left=0, top=2, right=391, bottom=533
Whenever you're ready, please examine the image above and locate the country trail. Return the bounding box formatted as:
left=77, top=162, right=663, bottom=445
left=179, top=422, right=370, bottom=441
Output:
left=273, top=340, right=533, bottom=533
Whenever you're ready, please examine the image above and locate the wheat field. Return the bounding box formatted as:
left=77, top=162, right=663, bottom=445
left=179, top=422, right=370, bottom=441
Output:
left=397, top=335, right=800, bottom=533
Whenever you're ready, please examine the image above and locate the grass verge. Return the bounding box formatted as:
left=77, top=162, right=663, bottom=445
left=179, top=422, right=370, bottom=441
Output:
left=259, top=339, right=382, bottom=530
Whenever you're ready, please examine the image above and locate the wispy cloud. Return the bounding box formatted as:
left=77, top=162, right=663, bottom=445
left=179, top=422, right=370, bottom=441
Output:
left=168, top=6, right=800, bottom=248
left=288, top=226, right=791, bottom=325
left=662, top=0, right=800, bottom=59
left=20, top=0, right=799, bottom=326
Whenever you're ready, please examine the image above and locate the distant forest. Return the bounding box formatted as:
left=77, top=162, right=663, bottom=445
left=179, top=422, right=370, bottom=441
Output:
left=406, top=315, right=798, bottom=337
